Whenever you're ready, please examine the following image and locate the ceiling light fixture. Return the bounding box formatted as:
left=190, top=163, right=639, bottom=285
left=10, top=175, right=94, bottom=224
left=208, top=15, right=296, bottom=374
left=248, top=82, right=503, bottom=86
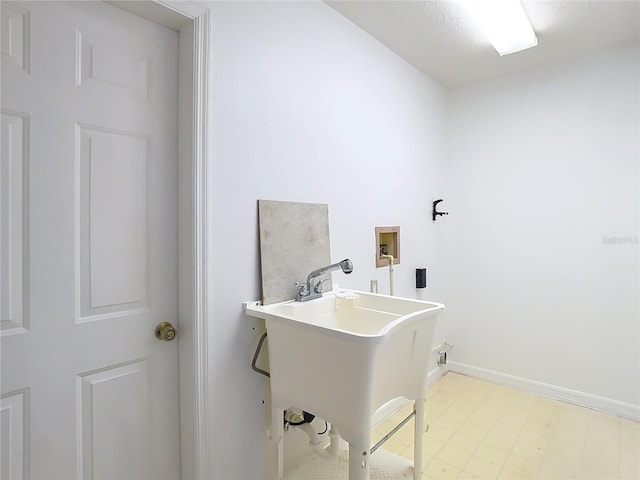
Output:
left=464, top=0, right=538, bottom=56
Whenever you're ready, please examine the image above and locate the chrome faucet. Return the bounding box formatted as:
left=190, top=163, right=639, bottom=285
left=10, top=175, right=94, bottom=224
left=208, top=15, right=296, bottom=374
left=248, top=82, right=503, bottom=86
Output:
left=296, top=259, right=354, bottom=302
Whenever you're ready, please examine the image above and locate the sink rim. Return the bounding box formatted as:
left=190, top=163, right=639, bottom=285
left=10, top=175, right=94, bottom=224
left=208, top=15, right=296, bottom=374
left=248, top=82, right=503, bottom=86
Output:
left=245, top=288, right=445, bottom=342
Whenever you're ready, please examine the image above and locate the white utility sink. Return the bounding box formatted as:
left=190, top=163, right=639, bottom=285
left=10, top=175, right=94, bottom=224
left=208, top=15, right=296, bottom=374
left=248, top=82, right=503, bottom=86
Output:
left=245, top=289, right=444, bottom=480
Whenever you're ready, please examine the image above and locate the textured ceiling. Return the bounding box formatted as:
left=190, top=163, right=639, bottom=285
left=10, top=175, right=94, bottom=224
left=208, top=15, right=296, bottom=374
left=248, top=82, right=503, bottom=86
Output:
left=326, top=1, right=640, bottom=88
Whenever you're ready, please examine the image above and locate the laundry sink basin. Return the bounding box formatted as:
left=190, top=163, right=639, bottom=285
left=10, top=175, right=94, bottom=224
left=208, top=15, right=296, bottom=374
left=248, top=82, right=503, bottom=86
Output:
left=245, top=289, right=444, bottom=453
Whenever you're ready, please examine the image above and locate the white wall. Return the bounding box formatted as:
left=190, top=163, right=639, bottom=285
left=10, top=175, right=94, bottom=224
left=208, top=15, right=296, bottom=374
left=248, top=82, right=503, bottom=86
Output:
left=442, top=44, right=640, bottom=411
left=205, top=2, right=447, bottom=478
left=202, top=2, right=639, bottom=475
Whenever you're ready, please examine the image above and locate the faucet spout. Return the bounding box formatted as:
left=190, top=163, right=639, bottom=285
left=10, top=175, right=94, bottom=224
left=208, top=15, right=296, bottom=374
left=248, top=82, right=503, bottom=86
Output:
left=297, top=259, right=353, bottom=302
left=308, top=259, right=353, bottom=278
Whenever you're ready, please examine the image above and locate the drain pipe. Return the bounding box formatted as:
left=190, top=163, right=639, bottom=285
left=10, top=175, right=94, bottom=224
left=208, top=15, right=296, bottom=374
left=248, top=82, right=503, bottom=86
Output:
left=297, top=423, right=341, bottom=460
left=380, top=254, right=394, bottom=296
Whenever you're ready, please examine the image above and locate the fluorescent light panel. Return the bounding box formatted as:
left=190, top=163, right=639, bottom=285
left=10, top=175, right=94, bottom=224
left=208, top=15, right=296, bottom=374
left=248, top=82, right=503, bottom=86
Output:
left=465, top=0, right=537, bottom=56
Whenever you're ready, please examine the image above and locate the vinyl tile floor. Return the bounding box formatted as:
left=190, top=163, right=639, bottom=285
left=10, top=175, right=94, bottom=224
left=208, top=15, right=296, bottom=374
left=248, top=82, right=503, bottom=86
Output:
left=372, top=373, right=640, bottom=480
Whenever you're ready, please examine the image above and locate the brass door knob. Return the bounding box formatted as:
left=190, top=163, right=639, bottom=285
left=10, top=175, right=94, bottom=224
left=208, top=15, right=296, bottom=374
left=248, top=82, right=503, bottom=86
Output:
left=155, top=322, right=177, bottom=342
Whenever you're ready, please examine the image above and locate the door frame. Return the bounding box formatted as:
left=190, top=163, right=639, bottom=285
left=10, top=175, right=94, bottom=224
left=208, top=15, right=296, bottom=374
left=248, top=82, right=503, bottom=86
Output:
left=108, top=1, right=212, bottom=478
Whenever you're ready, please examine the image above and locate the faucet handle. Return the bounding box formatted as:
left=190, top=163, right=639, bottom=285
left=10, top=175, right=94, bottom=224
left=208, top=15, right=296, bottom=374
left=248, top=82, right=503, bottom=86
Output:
left=295, top=282, right=308, bottom=296
left=313, top=277, right=331, bottom=294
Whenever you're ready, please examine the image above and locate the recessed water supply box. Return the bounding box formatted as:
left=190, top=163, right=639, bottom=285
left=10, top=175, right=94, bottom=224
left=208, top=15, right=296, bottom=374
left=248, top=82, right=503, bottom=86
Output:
left=375, top=226, right=400, bottom=268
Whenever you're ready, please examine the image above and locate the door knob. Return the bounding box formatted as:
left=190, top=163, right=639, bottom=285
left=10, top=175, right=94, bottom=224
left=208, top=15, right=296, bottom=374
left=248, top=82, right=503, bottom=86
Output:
left=155, top=322, right=177, bottom=342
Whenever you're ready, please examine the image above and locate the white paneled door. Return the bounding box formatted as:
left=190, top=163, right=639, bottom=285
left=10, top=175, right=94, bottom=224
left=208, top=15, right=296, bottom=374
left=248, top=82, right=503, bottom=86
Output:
left=1, top=2, right=180, bottom=478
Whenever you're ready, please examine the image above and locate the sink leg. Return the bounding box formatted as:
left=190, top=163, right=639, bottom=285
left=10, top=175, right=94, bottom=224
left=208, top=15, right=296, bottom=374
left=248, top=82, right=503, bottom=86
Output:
left=413, top=398, right=425, bottom=480
left=348, top=443, right=370, bottom=480
left=271, top=407, right=284, bottom=480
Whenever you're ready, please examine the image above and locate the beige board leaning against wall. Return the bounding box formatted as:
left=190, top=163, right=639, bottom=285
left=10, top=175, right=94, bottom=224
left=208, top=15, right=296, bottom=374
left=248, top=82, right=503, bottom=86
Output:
left=258, top=200, right=332, bottom=305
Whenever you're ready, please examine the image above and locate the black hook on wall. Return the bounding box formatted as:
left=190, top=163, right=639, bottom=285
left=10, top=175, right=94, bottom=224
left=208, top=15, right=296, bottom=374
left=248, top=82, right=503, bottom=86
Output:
left=432, top=199, right=448, bottom=221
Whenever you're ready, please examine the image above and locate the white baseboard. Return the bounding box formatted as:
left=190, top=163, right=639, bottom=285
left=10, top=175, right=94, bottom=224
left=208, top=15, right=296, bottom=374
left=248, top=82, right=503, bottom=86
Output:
left=447, top=361, right=640, bottom=421
left=372, top=365, right=448, bottom=428
left=426, top=364, right=448, bottom=388
left=372, top=397, right=409, bottom=428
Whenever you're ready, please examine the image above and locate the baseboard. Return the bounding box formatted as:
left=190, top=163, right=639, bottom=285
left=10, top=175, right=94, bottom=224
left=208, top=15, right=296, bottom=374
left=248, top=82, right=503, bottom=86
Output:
left=447, top=361, right=640, bottom=421
left=372, top=365, right=448, bottom=428
left=426, top=364, right=449, bottom=393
